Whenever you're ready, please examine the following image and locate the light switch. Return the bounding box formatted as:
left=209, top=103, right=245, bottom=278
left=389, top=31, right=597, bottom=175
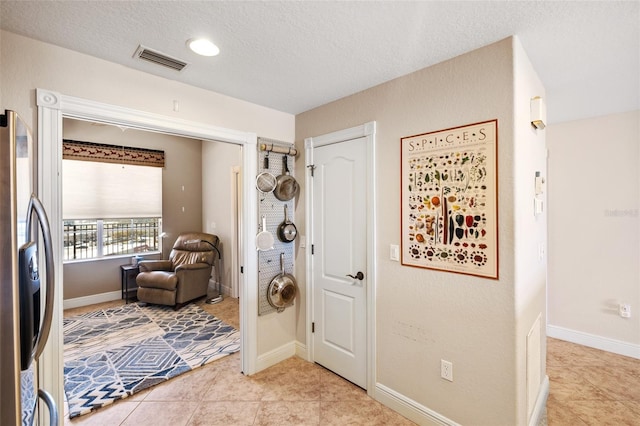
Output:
left=390, top=244, right=399, bottom=261
left=534, top=171, right=545, bottom=195
left=534, top=198, right=543, bottom=216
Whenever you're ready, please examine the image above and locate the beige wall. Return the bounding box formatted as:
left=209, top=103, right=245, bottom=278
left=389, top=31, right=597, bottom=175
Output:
left=512, top=39, right=548, bottom=421
left=295, top=37, right=546, bottom=425
left=63, top=255, right=160, bottom=301
left=0, top=31, right=294, bottom=143
left=548, top=110, right=640, bottom=349
left=202, top=140, right=242, bottom=296
left=62, top=119, right=204, bottom=299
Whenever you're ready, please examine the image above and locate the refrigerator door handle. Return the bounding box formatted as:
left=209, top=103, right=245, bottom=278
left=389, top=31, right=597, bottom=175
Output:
left=25, top=194, right=55, bottom=361
left=37, top=388, right=58, bottom=426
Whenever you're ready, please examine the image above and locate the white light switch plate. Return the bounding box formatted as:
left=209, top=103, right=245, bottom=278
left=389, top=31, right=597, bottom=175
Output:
left=390, top=244, right=399, bottom=261
left=534, top=198, right=543, bottom=215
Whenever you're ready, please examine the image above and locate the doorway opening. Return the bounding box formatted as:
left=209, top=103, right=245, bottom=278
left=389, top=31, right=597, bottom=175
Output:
left=36, top=88, right=260, bottom=412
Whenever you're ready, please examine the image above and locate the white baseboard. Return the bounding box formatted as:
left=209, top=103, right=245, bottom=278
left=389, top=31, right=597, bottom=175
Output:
left=63, top=290, right=122, bottom=310
left=209, top=279, right=232, bottom=299
left=547, top=324, right=640, bottom=359
left=295, top=341, right=308, bottom=360
left=255, top=341, right=297, bottom=373
left=529, top=375, right=549, bottom=426
left=277, top=343, right=548, bottom=426
left=375, top=380, right=547, bottom=426
left=220, top=283, right=233, bottom=298
left=374, top=383, right=459, bottom=426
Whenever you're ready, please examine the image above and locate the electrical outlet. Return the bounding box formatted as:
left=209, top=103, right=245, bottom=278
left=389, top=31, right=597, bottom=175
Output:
left=620, top=304, right=631, bottom=318
left=441, top=359, right=453, bottom=382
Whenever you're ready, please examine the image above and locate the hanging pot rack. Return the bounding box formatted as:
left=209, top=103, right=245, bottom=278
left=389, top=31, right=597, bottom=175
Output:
left=260, top=143, right=297, bottom=157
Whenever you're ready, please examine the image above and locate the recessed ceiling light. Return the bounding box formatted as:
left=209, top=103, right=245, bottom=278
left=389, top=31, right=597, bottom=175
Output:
left=187, top=38, right=220, bottom=57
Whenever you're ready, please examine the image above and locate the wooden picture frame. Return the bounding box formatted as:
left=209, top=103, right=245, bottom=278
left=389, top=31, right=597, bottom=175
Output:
left=400, top=119, right=499, bottom=279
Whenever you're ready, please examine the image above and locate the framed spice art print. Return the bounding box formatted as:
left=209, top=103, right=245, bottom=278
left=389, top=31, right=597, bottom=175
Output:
left=400, top=119, right=498, bottom=279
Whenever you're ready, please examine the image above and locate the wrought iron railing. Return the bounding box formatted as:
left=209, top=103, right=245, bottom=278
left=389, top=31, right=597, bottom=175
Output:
left=63, top=218, right=160, bottom=261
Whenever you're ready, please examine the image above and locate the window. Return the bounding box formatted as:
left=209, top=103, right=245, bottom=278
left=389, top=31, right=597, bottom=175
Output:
left=63, top=218, right=160, bottom=261
left=62, top=140, right=164, bottom=262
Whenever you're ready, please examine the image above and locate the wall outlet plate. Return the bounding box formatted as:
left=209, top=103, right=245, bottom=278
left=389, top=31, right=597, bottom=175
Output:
left=619, top=304, right=631, bottom=318
left=441, top=359, right=453, bottom=382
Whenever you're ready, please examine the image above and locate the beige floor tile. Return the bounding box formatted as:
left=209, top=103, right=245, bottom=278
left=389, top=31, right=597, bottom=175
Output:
left=254, top=359, right=322, bottom=402
left=204, top=369, right=268, bottom=401
left=254, top=401, right=320, bottom=426
left=319, top=400, right=386, bottom=425
left=120, top=401, right=199, bottom=426
left=127, top=386, right=153, bottom=402
left=63, top=303, right=640, bottom=425
left=622, top=399, right=640, bottom=417
left=547, top=367, right=610, bottom=402
left=547, top=338, right=607, bottom=368
left=567, top=400, right=640, bottom=426
left=258, top=378, right=321, bottom=402
left=318, top=367, right=369, bottom=402
left=546, top=393, right=589, bottom=426
left=65, top=401, right=140, bottom=426
left=143, top=362, right=221, bottom=402
left=576, top=365, right=640, bottom=402
left=546, top=338, right=640, bottom=426
left=188, top=401, right=260, bottom=426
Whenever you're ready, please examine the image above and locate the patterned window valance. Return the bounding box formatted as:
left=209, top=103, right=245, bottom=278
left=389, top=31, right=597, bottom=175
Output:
left=62, top=140, right=165, bottom=167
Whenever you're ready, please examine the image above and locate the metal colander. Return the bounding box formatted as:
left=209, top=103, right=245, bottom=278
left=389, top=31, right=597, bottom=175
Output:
left=256, top=172, right=277, bottom=193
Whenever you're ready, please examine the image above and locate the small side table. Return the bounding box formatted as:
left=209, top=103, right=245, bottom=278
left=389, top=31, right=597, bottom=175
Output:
left=120, top=264, right=139, bottom=303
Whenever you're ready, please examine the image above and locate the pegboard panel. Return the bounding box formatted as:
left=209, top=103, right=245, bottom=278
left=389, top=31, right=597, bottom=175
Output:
left=257, top=139, right=298, bottom=316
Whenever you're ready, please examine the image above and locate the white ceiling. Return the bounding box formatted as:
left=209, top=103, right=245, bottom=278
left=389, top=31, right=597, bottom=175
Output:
left=1, top=1, right=638, bottom=123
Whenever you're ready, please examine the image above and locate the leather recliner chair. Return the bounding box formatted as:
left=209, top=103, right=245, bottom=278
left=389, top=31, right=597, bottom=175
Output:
left=136, top=232, right=220, bottom=309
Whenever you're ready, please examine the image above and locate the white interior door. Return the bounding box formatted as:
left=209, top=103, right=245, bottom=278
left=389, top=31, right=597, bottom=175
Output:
left=312, top=136, right=368, bottom=388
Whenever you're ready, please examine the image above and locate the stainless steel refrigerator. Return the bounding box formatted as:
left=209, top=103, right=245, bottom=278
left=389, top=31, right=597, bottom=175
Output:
left=1, top=110, right=58, bottom=425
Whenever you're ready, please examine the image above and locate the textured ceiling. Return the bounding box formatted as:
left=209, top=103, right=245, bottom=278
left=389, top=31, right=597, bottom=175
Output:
left=1, top=1, right=638, bottom=123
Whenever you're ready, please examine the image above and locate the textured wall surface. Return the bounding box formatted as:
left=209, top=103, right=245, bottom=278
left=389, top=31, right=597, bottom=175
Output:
left=296, top=37, right=546, bottom=424
left=548, top=111, right=640, bottom=348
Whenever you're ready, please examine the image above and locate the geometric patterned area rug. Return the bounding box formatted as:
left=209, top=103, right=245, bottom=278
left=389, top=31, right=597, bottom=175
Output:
left=63, top=302, right=240, bottom=419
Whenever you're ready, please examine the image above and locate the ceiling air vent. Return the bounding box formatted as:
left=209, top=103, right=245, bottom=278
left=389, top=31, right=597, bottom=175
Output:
left=133, top=45, right=188, bottom=71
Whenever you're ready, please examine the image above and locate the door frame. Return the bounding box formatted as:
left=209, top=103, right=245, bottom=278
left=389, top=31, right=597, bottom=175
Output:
left=231, top=165, right=242, bottom=299
left=36, top=88, right=260, bottom=415
left=304, top=121, right=376, bottom=393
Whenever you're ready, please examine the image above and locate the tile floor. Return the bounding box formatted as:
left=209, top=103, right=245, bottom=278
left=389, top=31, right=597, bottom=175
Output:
left=63, top=298, right=640, bottom=425
left=63, top=297, right=414, bottom=425
left=546, top=337, right=640, bottom=425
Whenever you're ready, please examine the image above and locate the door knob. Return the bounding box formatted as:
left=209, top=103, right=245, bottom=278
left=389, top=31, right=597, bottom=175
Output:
left=346, top=271, right=364, bottom=280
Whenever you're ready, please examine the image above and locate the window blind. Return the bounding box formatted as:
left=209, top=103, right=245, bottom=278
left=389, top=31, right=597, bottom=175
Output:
left=63, top=159, right=162, bottom=219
